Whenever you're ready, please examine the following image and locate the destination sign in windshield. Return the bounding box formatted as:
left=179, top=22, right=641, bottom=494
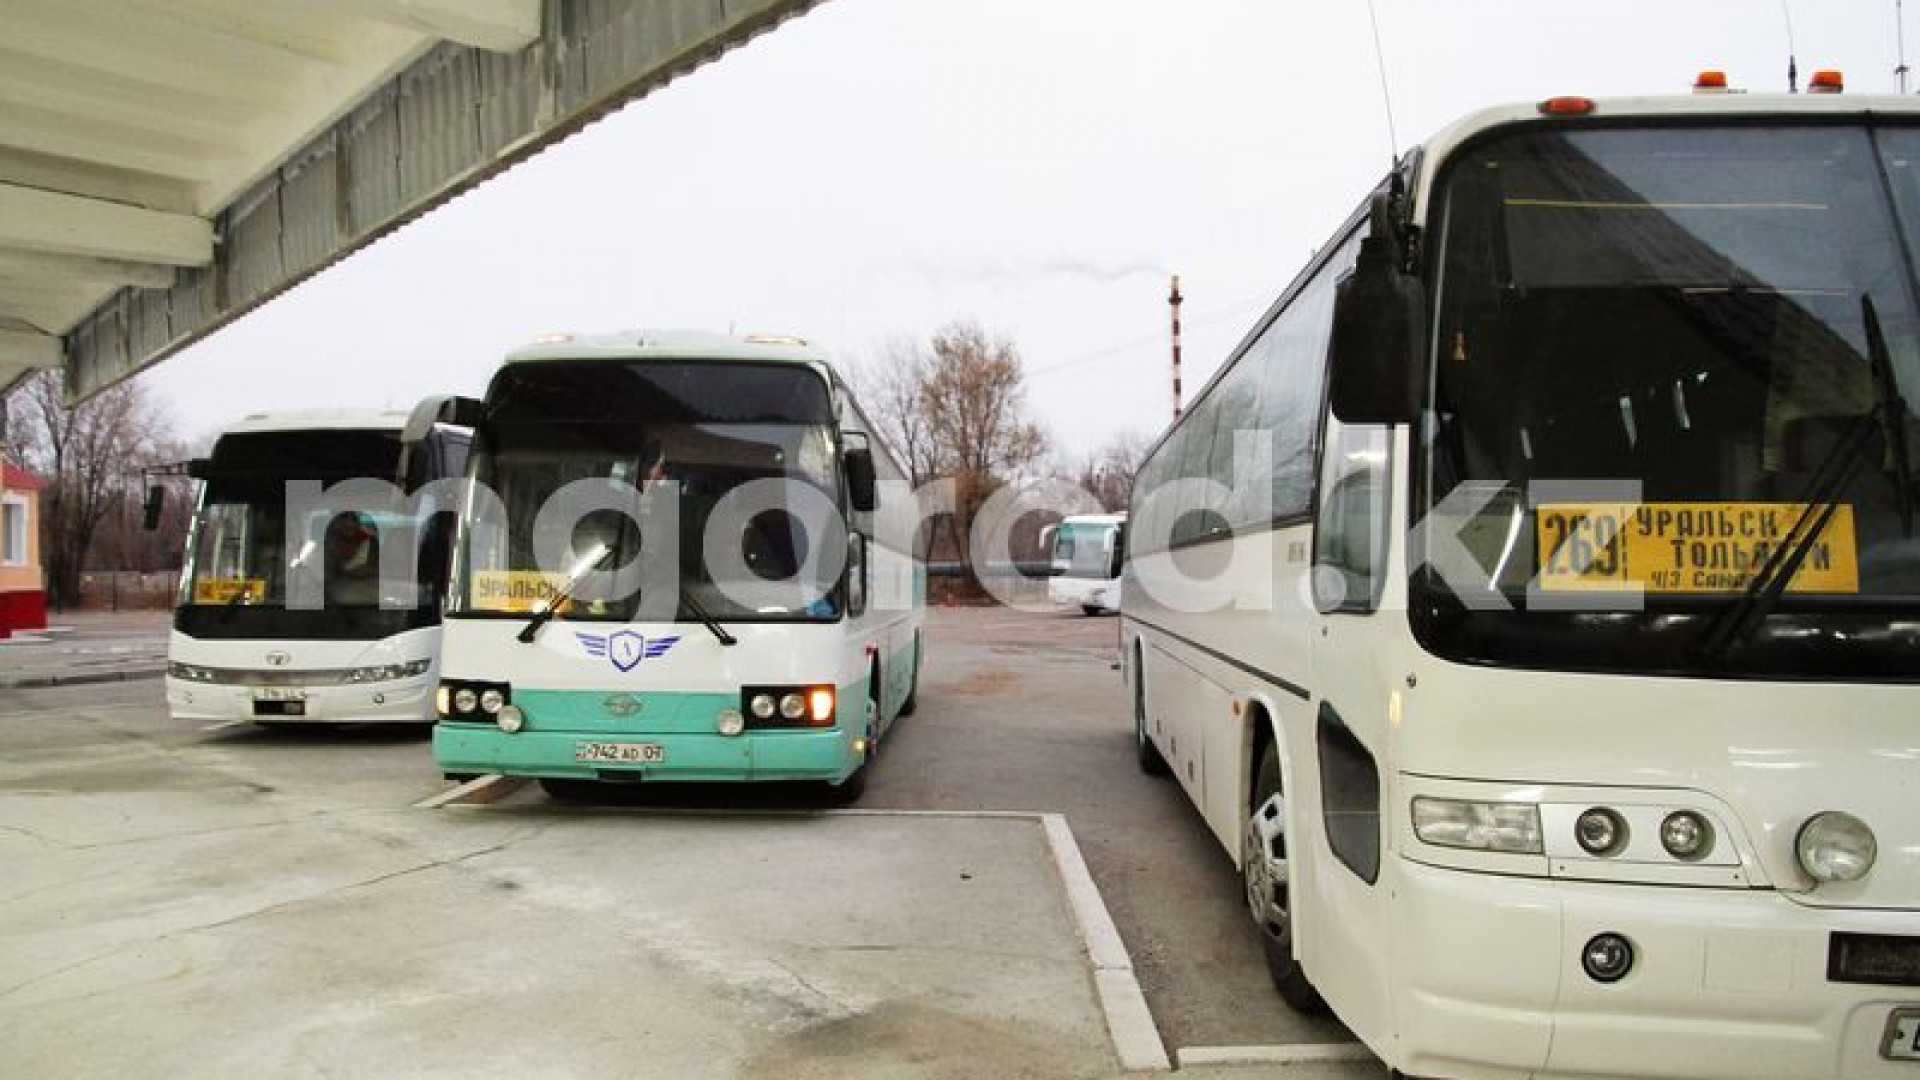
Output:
left=1536, top=503, right=1860, bottom=594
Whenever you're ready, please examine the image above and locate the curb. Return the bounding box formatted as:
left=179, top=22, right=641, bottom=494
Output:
left=0, top=666, right=166, bottom=690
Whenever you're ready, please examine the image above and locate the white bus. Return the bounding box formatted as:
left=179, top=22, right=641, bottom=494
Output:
left=1045, top=512, right=1125, bottom=614
left=166, top=409, right=470, bottom=726
left=1122, top=86, right=1920, bottom=1080
left=429, top=331, right=923, bottom=802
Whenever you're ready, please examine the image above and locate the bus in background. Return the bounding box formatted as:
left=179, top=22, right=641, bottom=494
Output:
left=1122, top=83, right=1920, bottom=1080
left=1044, top=512, right=1125, bottom=614
left=166, top=409, right=470, bottom=727
left=429, top=331, right=923, bottom=803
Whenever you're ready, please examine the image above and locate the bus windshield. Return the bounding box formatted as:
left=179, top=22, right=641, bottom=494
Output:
left=451, top=361, right=843, bottom=623
left=1053, top=520, right=1121, bottom=579
left=1421, top=122, right=1920, bottom=677
left=177, top=429, right=439, bottom=639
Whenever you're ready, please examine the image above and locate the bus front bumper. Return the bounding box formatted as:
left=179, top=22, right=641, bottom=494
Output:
left=433, top=723, right=858, bottom=784
left=1387, top=856, right=1920, bottom=1080
left=165, top=675, right=435, bottom=725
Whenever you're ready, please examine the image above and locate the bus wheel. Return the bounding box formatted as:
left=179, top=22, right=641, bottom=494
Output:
left=1081, top=604, right=1102, bottom=616
left=1133, top=652, right=1169, bottom=776
left=825, top=697, right=878, bottom=806
left=1245, top=741, right=1326, bottom=1013
left=898, top=633, right=921, bottom=717
left=539, top=778, right=599, bottom=802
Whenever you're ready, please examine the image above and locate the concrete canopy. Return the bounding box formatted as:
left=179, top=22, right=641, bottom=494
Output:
left=0, top=0, right=822, bottom=402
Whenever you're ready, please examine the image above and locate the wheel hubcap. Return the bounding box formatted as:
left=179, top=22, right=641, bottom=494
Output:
left=1243, top=793, right=1290, bottom=938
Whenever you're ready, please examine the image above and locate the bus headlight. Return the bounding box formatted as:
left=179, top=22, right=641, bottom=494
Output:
left=1412, top=797, right=1543, bottom=854
left=1660, top=811, right=1714, bottom=861
left=741, top=686, right=837, bottom=728
left=496, top=705, right=525, bottom=734
left=169, top=662, right=220, bottom=683
left=344, top=658, right=432, bottom=683
left=439, top=680, right=510, bottom=720
left=1575, top=808, right=1628, bottom=856
left=1796, top=811, right=1876, bottom=883
left=716, top=708, right=745, bottom=737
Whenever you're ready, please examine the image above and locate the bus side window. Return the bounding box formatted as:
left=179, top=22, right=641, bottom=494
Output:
left=1313, top=420, right=1391, bottom=613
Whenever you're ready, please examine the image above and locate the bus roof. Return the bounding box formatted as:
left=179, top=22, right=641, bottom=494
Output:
left=502, top=330, right=829, bottom=367
left=1411, top=92, right=1920, bottom=220
left=218, top=409, right=409, bottom=436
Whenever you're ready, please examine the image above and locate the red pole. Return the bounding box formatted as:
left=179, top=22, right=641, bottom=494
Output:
left=1169, top=274, right=1184, bottom=421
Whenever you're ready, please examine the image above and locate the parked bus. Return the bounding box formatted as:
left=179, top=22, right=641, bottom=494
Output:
left=1045, top=512, right=1125, bottom=614
left=429, top=331, right=923, bottom=802
left=166, top=409, right=470, bottom=726
left=1122, top=84, right=1920, bottom=1080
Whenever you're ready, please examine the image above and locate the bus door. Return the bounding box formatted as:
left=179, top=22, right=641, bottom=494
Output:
left=1304, top=413, right=1396, bottom=1036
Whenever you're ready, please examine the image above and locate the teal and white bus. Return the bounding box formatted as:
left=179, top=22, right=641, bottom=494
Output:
left=430, top=331, right=923, bottom=802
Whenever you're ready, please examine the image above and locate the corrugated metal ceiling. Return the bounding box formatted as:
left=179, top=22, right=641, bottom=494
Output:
left=0, top=0, right=823, bottom=402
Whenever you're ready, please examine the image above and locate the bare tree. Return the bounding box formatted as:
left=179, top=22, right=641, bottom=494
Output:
left=857, top=321, right=1050, bottom=586
left=851, top=335, right=938, bottom=488
left=8, top=372, right=178, bottom=609
left=919, top=322, right=1048, bottom=578
left=1073, top=429, right=1150, bottom=512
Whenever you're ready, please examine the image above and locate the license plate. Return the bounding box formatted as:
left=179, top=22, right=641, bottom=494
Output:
left=1885, top=1009, right=1920, bottom=1062
left=574, top=741, right=665, bottom=764
left=252, top=687, right=307, bottom=701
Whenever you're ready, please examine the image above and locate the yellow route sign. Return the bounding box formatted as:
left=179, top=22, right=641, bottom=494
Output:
left=192, top=578, right=266, bottom=604
left=467, top=570, right=574, bottom=614
left=1536, top=503, right=1859, bottom=594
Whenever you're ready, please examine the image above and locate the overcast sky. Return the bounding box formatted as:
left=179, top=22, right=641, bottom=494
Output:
left=143, top=0, right=1892, bottom=459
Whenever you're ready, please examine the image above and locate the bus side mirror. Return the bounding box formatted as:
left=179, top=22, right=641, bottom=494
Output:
left=141, top=485, right=165, bottom=531
left=845, top=448, right=878, bottom=512
left=1328, top=195, right=1426, bottom=425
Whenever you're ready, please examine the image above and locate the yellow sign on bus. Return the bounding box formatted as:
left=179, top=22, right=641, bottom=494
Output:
left=192, top=578, right=266, bottom=604
left=468, top=570, right=575, bottom=614
left=1536, top=502, right=1859, bottom=594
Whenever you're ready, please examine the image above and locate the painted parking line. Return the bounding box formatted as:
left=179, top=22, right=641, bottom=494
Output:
left=413, top=774, right=523, bottom=809
left=1174, top=1043, right=1375, bottom=1068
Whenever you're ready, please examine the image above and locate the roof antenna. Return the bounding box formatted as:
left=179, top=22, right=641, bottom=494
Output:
left=1899, top=0, right=1912, bottom=93
left=1782, top=0, right=1800, bottom=92
left=1364, top=0, right=1400, bottom=163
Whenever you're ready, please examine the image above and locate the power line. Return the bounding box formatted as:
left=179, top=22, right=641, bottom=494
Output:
left=1023, top=292, right=1272, bottom=380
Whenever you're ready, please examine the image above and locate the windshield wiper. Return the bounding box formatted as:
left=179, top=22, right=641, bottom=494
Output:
left=1696, top=294, right=1905, bottom=658
left=679, top=586, right=738, bottom=647
left=219, top=580, right=257, bottom=621
left=517, top=543, right=613, bottom=644
left=1865, top=294, right=1916, bottom=535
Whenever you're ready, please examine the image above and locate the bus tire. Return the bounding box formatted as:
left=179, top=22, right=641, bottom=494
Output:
left=1246, top=741, right=1326, bottom=1013
left=1081, top=604, right=1102, bottom=616
left=1133, top=649, right=1169, bottom=776
left=898, top=633, right=920, bottom=717
left=825, top=694, right=878, bottom=806
left=826, top=763, right=867, bottom=806
left=539, top=778, right=599, bottom=802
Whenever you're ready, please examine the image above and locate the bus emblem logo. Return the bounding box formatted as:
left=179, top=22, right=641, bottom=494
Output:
left=265, top=651, right=291, bottom=667
left=575, top=631, right=682, bottom=673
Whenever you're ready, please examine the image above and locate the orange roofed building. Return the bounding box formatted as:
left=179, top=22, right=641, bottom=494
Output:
left=0, top=456, right=47, bottom=638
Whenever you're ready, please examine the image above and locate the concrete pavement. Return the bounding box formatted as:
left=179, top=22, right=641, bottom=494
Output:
left=0, top=610, right=1387, bottom=1079
left=0, top=608, right=168, bottom=688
